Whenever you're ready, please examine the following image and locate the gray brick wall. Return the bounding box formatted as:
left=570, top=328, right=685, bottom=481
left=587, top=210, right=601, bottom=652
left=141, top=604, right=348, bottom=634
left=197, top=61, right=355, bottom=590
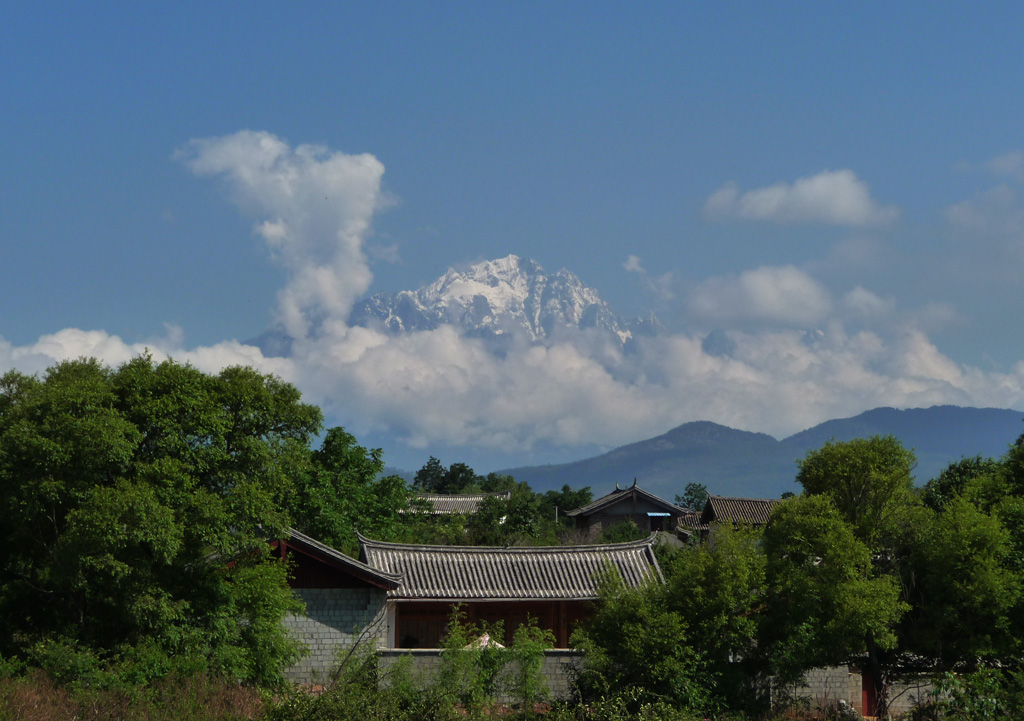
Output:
left=779, top=665, right=934, bottom=716
left=778, top=665, right=860, bottom=711
left=283, top=587, right=388, bottom=683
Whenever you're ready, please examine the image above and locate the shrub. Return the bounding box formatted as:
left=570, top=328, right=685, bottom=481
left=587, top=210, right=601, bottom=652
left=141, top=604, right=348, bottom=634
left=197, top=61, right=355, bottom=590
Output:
left=569, top=570, right=717, bottom=715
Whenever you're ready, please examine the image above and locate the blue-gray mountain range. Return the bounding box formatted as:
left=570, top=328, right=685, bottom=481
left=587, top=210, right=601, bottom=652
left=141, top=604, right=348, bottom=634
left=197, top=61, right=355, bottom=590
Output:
left=499, top=406, right=1024, bottom=501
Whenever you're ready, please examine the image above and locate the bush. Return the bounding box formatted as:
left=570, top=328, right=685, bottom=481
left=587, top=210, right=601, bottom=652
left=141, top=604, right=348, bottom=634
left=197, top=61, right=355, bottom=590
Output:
left=545, top=690, right=701, bottom=721
left=905, top=669, right=1024, bottom=720
left=569, top=570, right=717, bottom=715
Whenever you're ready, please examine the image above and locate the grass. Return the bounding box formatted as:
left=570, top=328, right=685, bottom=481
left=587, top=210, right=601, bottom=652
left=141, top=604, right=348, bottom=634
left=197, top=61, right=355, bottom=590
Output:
left=0, top=671, right=262, bottom=721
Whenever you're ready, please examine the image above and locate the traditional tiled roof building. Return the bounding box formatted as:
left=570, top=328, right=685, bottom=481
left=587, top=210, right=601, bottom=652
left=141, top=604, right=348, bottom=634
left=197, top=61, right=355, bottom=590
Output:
left=565, top=480, right=686, bottom=534
left=359, top=533, right=662, bottom=648
left=276, top=529, right=664, bottom=679
left=677, top=494, right=782, bottom=540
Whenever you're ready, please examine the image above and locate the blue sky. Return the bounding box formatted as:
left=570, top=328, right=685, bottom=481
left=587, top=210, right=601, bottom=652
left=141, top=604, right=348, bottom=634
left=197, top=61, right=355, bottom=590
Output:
left=4, top=3, right=1024, bottom=471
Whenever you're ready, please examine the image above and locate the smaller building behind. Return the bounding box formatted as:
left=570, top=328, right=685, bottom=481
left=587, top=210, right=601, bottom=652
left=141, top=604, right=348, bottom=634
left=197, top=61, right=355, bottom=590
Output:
left=677, top=494, right=782, bottom=540
left=565, top=480, right=686, bottom=535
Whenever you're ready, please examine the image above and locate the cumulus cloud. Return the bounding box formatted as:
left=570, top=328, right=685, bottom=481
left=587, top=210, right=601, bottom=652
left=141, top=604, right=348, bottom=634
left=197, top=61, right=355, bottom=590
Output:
left=687, top=266, right=833, bottom=326
left=5, top=133, right=1024, bottom=458
left=177, top=130, right=385, bottom=340
left=704, top=169, right=899, bottom=226
left=6, top=316, right=1024, bottom=449
left=0, top=327, right=294, bottom=384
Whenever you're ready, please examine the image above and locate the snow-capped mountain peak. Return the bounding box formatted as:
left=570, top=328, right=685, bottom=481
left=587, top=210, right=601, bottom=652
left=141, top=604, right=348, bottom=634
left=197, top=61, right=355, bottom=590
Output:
left=349, top=255, right=656, bottom=345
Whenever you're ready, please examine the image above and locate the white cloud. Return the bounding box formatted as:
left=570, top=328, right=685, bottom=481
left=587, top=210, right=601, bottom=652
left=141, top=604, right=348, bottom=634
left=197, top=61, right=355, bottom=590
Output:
left=704, top=169, right=899, bottom=226
left=177, top=130, right=385, bottom=340
left=5, top=314, right=1024, bottom=450
left=5, top=133, right=1024, bottom=461
left=687, top=266, right=832, bottom=326
left=946, top=185, right=1024, bottom=237
left=986, top=150, right=1024, bottom=181
left=842, top=286, right=896, bottom=319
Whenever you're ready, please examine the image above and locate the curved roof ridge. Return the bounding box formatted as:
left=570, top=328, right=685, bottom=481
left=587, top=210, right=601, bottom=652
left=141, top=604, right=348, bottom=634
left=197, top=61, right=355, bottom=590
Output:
left=413, top=490, right=512, bottom=498
left=358, top=533, right=663, bottom=601
left=356, top=531, right=659, bottom=554
left=566, top=483, right=684, bottom=517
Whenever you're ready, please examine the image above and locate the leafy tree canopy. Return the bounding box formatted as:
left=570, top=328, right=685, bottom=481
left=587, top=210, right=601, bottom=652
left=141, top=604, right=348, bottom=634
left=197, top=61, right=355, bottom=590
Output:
left=674, top=482, right=709, bottom=511
left=0, top=356, right=406, bottom=687
left=412, top=457, right=484, bottom=494
left=796, top=434, right=915, bottom=545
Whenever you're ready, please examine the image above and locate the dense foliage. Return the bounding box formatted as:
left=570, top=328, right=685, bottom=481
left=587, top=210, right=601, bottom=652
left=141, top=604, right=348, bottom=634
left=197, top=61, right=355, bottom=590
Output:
left=403, top=457, right=593, bottom=546
left=571, top=434, right=1024, bottom=719
left=0, top=356, right=407, bottom=688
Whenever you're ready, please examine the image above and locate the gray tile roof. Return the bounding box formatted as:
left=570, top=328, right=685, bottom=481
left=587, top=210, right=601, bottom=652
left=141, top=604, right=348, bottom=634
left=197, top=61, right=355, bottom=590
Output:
left=357, top=534, right=664, bottom=601
left=565, top=481, right=684, bottom=518
left=285, top=528, right=402, bottom=589
left=406, top=491, right=512, bottom=515
left=676, top=510, right=707, bottom=535
left=703, top=496, right=781, bottom=526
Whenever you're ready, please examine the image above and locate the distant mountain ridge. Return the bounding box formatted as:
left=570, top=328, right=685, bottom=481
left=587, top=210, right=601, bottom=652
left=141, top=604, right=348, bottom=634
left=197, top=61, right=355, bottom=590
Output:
left=501, top=406, right=1024, bottom=501
left=350, top=255, right=660, bottom=345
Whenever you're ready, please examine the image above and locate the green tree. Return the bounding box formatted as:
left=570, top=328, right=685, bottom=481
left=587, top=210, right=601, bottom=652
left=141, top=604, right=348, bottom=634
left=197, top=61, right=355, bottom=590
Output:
left=900, top=496, right=1018, bottom=670
left=412, top=457, right=484, bottom=494
left=468, top=481, right=541, bottom=545
left=674, top=482, right=709, bottom=511
left=795, top=434, right=915, bottom=544
left=765, top=437, right=921, bottom=715
left=922, top=455, right=1000, bottom=511
left=662, top=523, right=767, bottom=711
left=412, top=456, right=447, bottom=493
left=570, top=570, right=717, bottom=714
left=0, top=356, right=327, bottom=687
left=596, top=519, right=648, bottom=544
left=770, top=435, right=1024, bottom=716
left=762, top=495, right=908, bottom=691
left=289, top=427, right=413, bottom=556
left=537, top=484, right=592, bottom=528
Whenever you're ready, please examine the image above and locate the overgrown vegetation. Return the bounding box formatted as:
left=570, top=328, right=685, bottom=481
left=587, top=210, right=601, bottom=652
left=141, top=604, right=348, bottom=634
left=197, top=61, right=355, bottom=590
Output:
left=0, top=671, right=262, bottom=721
left=265, top=610, right=557, bottom=721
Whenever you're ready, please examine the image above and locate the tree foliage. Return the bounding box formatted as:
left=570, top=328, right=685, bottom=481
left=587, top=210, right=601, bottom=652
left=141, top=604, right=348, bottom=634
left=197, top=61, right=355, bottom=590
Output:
left=762, top=495, right=907, bottom=684
left=570, top=570, right=717, bottom=714
left=406, top=458, right=592, bottom=546
left=661, top=523, right=767, bottom=711
left=289, top=426, right=413, bottom=556
left=795, top=435, right=915, bottom=544
left=0, top=356, right=408, bottom=688
left=674, top=482, right=709, bottom=511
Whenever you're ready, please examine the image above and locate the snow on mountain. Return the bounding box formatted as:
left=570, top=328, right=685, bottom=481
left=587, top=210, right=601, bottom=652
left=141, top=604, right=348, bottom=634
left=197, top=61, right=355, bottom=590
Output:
left=350, top=255, right=657, bottom=345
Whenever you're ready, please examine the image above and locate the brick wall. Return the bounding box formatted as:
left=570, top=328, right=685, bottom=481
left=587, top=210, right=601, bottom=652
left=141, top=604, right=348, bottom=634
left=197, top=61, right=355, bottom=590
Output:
left=779, top=665, right=934, bottom=716
left=777, top=666, right=860, bottom=711
left=283, top=587, right=388, bottom=683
